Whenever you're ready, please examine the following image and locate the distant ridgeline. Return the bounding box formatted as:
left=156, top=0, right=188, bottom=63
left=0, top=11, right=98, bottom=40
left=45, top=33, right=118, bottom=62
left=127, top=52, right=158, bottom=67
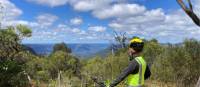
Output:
left=24, top=43, right=110, bottom=58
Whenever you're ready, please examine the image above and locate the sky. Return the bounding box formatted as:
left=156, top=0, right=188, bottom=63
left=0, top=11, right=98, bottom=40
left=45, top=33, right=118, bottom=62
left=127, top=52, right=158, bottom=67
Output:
left=0, top=0, right=200, bottom=44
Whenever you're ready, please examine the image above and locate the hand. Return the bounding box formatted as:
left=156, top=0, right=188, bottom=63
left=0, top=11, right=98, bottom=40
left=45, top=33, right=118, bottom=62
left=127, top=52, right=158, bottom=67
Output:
left=91, top=77, right=107, bottom=87
left=128, top=48, right=135, bottom=56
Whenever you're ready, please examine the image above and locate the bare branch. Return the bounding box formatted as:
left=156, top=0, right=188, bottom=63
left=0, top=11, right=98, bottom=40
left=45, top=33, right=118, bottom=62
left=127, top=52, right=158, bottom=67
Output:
left=177, top=0, right=188, bottom=11
left=187, top=0, right=193, bottom=11
left=177, top=0, right=200, bottom=26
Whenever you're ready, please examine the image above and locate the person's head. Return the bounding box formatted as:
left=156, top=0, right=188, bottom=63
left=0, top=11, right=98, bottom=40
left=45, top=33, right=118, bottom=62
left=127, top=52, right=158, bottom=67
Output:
left=128, top=37, right=144, bottom=57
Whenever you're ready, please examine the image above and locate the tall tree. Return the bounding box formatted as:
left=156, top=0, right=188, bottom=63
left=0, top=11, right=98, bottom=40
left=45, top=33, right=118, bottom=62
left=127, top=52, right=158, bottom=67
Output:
left=0, top=25, right=32, bottom=87
left=0, top=25, right=32, bottom=59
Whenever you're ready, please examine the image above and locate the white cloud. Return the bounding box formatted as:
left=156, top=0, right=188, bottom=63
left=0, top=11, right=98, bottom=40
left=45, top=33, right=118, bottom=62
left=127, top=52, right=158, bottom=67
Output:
left=109, top=22, right=123, bottom=29
left=0, top=0, right=23, bottom=20
left=57, top=24, right=68, bottom=28
left=29, top=22, right=40, bottom=28
left=72, top=28, right=81, bottom=33
left=56, top=24, right=87, bottom=35
left=72, top=0, right=114, bottom=11
left=27, top=0, right=68, bottom=7
left=36, top=13, right=58, bottom=28
left=3, top=0, right=200, bottom=43
left=194, top=0, right=200, bottom=17
left=26, top=0, right=115, bottom=12
left=88, top=26, right=106, bottom=32
left=0, top=0, right=24, bottom=28
left=51, top=24, right=110, bottom=43
left=2, top=20, right=38, bottom=28
left=0, top=0, right=39, bottom=29
left=70, top=17, right=83, bottom=25
left=108, top=7, right=200, bottom=43
left=93, top=3, right=146, bottom=19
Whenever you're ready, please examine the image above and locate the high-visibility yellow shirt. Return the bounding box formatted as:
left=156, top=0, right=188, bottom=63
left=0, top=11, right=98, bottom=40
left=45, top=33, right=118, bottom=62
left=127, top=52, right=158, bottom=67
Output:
left=126, top=56, right=147, bottom=87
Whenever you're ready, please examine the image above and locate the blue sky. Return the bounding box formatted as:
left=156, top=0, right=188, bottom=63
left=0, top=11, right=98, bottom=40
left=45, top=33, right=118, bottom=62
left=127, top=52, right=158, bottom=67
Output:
left=1, top=0, right=200, bottom=44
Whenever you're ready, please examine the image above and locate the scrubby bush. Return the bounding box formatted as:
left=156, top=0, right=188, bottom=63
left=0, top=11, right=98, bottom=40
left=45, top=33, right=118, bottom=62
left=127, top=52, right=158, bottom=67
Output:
left=147, top=39, right=200, bottom=87
left=0, top=25, right=32, bottom=87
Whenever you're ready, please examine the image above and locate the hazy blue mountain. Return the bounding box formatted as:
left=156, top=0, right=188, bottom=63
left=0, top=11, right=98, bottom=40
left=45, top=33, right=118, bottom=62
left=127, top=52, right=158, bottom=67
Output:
left=24, top=43, right=110, bottom=58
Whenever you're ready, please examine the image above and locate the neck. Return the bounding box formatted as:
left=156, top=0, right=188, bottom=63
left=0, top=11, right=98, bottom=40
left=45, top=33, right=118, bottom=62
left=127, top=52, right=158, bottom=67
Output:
left=129, top=52, right=142, bottom=61
left=133, top=52, right=141, bottom=57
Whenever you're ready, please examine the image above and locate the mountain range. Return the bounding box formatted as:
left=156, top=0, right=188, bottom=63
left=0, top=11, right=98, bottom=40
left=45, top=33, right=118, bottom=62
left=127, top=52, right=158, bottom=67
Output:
left=24, top=43, right=111, bottom=58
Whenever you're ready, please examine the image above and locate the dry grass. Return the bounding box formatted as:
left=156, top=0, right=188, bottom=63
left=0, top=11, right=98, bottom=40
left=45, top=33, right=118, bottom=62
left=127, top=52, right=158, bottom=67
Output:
left=145, top=80, right=177, bottom=87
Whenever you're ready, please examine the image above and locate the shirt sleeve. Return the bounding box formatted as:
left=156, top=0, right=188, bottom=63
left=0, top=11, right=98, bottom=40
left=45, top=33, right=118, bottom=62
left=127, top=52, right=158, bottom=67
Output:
left=144, top=65, right=151, bottom=80
left=109, top=59, right=139, bottom=87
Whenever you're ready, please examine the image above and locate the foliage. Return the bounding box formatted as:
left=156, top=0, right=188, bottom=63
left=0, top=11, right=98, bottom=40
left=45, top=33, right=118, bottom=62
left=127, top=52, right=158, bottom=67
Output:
left=0, top=25, right=32, bottom=87
left=82, top=39, right=200, bottom=87
left=0, top=28, right=20, bottom=59
left=25, top=44, right=81, bottom=86
left=142, top=39, right=164, bottom=66
left=16, top=24, right=32, bottom=38
left=0, top=25, right=32, bottom=59
left=52, top=42, right=72, bottom=54
left=81, top=48, right=129, bottom=86
left=1, top=24, right=200, bottom=87
left=0, top=60, right=29, bottom=87
left=150, top=39, right=200, bottom=87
